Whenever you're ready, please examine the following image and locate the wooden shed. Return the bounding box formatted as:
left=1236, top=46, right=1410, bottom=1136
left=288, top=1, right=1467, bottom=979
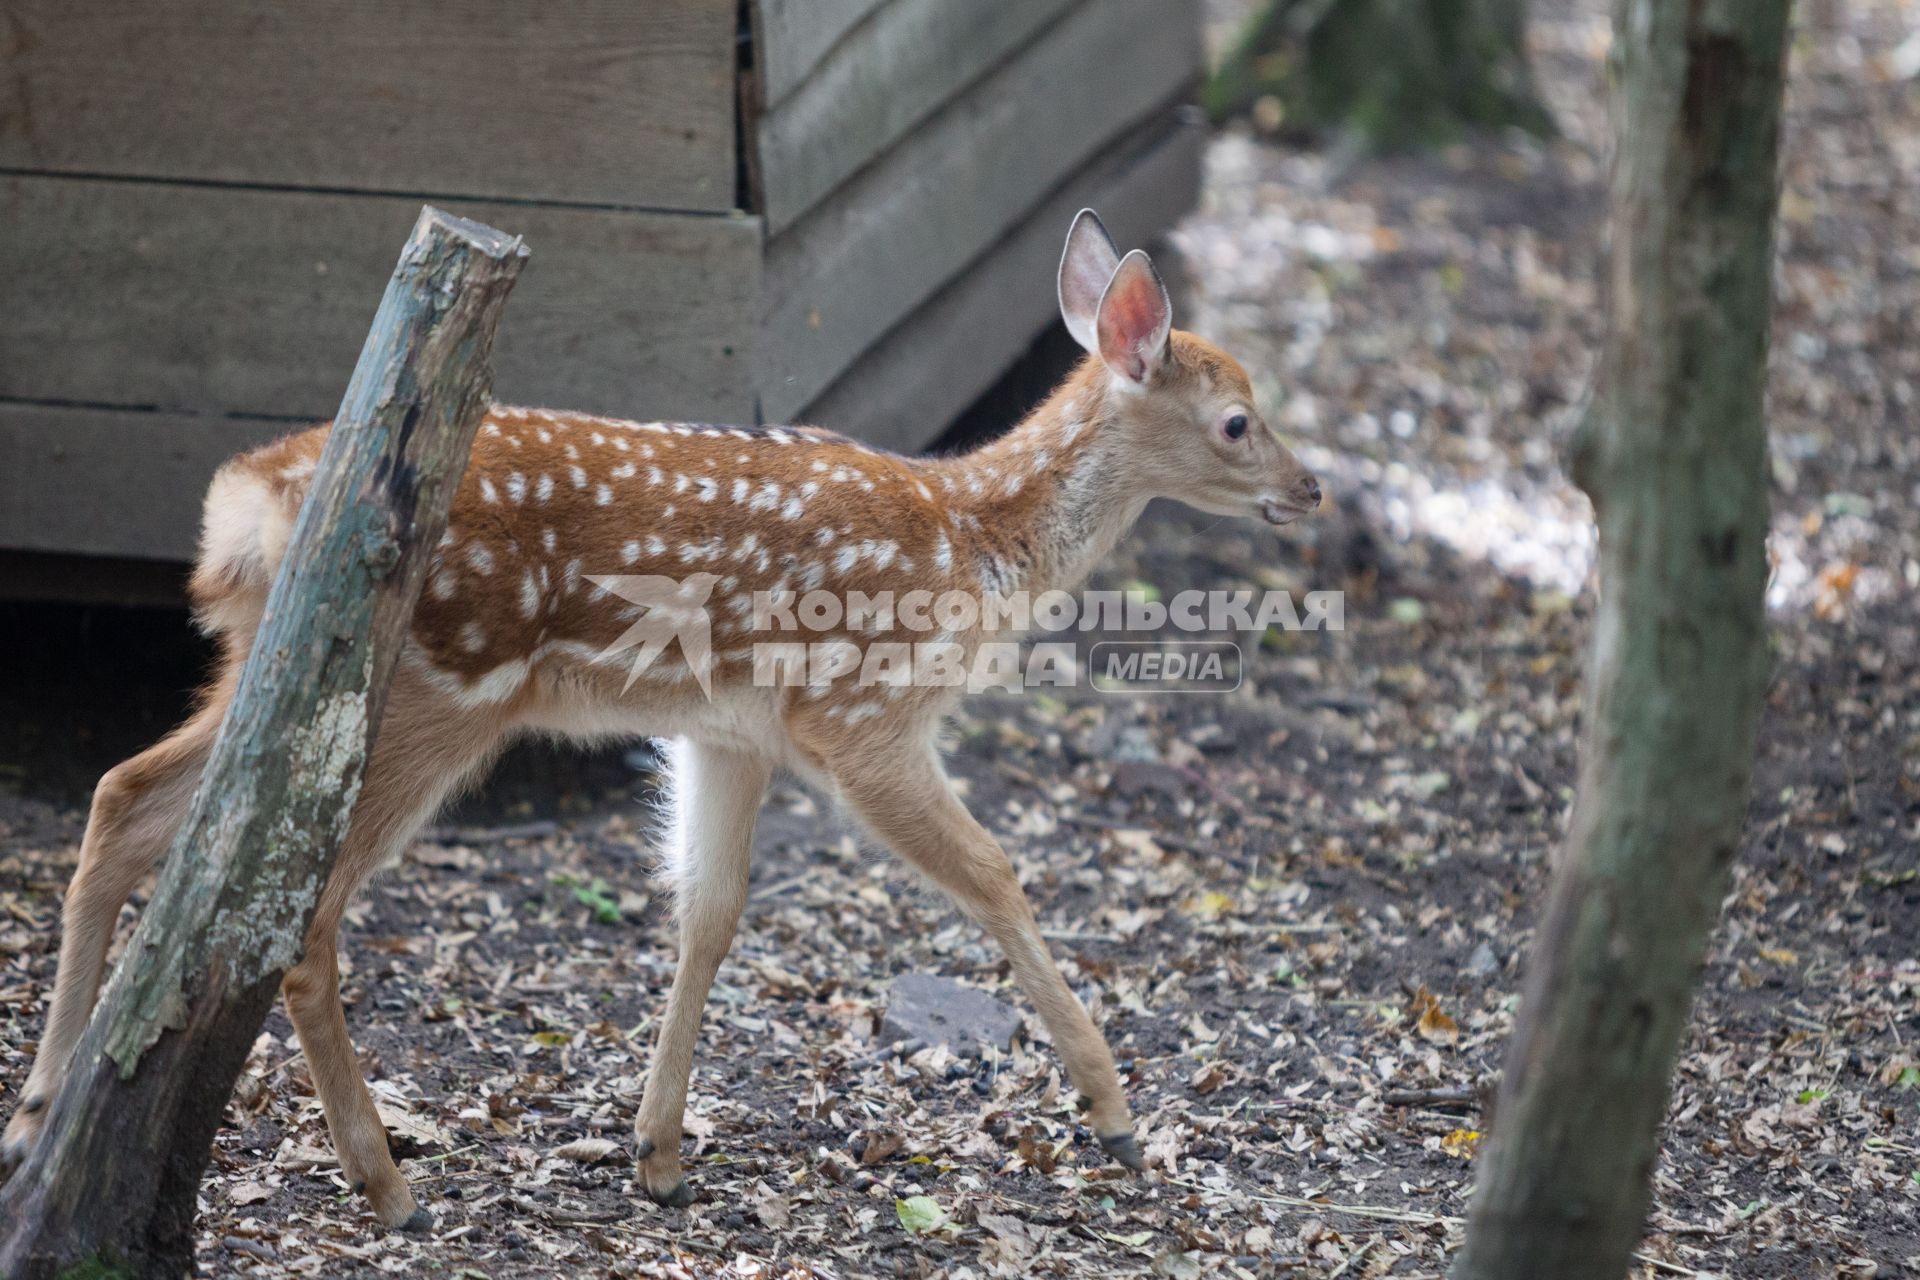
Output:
left=0, top=0, right=1204, bottom=599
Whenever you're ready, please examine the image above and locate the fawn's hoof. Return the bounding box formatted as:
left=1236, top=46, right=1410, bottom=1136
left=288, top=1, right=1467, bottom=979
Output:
left=635, top=1136, right=694, bottom=1208
left=1098, top=1131, right=1146, bottom=1172
left=0, top=1099, right=46, bottom=1177
left=645, top=1178, right=696, bottom=1208
left=397, top=1207, right=435, bottom=1235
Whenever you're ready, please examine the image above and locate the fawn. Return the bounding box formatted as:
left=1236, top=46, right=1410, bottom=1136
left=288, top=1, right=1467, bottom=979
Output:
left=1, top=211, right=1320, bottom=1229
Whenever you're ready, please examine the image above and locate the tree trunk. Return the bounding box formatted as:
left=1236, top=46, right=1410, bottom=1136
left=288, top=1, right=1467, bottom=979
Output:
left=1453, top=3, right=1791, bottom=1278
left=0, top=207, right=528, bottom=1280
left=1207, top=0, right=1553, bottom=149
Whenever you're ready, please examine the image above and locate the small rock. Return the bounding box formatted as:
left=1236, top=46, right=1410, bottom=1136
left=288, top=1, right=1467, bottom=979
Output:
left=1110, top=760, right=1189, bottom=801
left=1090, top=719, right=1161, bottom=764
left=882, top=975, right=1023, bottom=1056
left=1466, top=942, right=1500, bottom=978
left=221, top=1238, right=278, bottom=1264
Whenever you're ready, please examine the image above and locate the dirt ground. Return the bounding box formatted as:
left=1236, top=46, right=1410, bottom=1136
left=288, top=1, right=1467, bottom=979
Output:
left=3, top=1, right=1919, bottom=1276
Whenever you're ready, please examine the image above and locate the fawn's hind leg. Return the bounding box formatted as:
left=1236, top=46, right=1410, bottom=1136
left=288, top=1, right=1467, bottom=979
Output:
left=279, top=671, right=507, bottom=1231
left=633, top=738, right=770, bottom=1206
left=820, top=729, right=1141, bottom=1168
left=1, top=665, right=234, bottom=1170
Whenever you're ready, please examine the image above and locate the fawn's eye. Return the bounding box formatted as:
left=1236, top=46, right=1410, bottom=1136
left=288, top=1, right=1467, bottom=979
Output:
left=1224, top=413, right=1249, bottom=441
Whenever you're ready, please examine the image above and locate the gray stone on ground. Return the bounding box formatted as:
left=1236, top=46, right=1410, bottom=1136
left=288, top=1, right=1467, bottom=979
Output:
left=881, top=974, right=1023, bottom=1056
left=1466, top=941, right=1501, bottom=978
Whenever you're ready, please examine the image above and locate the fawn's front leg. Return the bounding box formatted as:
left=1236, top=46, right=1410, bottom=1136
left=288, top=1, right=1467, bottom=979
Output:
left=634, top=739, right=770, bottom=1205
left=825, top=734, right=1142, bottom=1169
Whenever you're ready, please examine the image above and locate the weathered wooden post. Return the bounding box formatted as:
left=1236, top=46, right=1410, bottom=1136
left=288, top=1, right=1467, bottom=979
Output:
left=1452, top=3, right=1790, bottom=1278
left=0, top=206, right=528, bottom=1279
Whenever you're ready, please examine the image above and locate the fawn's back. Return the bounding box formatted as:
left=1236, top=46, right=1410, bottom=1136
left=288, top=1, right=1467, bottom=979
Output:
left=187, top=404, right=1038, bottom=760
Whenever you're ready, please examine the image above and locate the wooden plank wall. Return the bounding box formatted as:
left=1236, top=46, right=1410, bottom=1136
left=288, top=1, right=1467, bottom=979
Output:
left=755, top=0, right=1201, bottom=423
left=753, top=0, right=1081, bottom=233
left=0, top=406, right=293, bottom=561
left=1, top=0, right=1205, bottom=583
left=0, top=0, right=740, bottom=212
left=751, top=0, right=891, bottom=109
left=0, top=177, right=761, bottom=423
left=804, top=117, right=1206, bottom=451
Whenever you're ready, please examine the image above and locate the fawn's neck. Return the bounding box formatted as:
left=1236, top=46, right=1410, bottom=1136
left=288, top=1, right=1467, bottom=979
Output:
left=926, top=362, right=1148, bottom=597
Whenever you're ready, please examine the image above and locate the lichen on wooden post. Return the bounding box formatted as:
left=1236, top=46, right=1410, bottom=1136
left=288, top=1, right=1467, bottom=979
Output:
left=1451, top=3, right=1791, bottom=1278
left=0, top=206, right=528, bottom=1280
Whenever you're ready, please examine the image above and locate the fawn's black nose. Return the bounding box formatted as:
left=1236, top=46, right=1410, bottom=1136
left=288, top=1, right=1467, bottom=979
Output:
left=1299, top=475, right=1322, bottom=509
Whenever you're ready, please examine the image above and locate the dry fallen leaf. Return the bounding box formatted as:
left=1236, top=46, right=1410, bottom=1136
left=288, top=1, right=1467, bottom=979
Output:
left=374, top=1102, right=452, bottom=1150
left=227, top=1180, right=274, bottom=1206
left=858, top=1129, right=904, bottom=1165
left=750, top=1181, right=792, bottom=1230
left=1191, top=1060, right=1232, bottom=1095
left=1410, top=986, right=1461, bottom=1045
left=550, top=1137, right=619, bottom=1164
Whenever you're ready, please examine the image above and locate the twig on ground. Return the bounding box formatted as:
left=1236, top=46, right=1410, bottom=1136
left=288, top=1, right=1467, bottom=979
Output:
left=422, top=820, right=562, bottom=845
left=1381, top=1085, right=1485, bottom=1110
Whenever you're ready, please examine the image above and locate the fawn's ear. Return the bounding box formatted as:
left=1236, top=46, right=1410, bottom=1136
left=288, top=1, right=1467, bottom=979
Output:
left=1096, top=249, right=1172, bottom=385
left=1058, top=209, right=1121, bottom=354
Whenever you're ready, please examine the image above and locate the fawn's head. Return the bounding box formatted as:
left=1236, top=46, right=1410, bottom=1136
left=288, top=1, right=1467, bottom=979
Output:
left=1058, top=210, right=1321, bottom=527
